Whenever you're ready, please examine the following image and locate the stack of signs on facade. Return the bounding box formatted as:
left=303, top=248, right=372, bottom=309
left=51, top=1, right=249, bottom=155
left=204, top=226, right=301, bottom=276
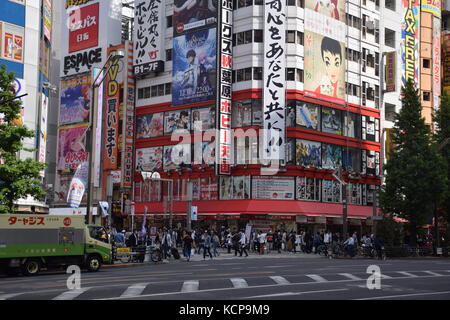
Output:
left=303, top=1, right=346, bottom=105
left=133, top=0, right=165, bottom=76
left=263, top=0, right=286, bottom=162
left=59, top=73, right=91, bottom=125
left=401, top=0, right=420, bottom=86
left=217, top=0, right=233, bottom=175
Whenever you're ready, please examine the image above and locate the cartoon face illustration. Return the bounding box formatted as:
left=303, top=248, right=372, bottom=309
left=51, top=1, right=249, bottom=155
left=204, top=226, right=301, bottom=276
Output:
left=321, top=37, right=342, bottom=86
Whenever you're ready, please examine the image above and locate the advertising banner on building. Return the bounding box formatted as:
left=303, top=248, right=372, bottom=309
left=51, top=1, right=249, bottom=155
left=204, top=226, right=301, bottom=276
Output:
left=252, top=176, right=295, bottom=200
left=1, top=22, right=24, bottom=63
left=296, top=102, right=320, bottom=130
left=173, top=0, right=218, bottom=37
left=303, top=3, right=346, bottom=104
left=103, top=47, right=123, bottom=170
left=296, top=139, right=322, bottom=168
left=43, top=0, right=52, bottom=42
left=322, top=143, right=342, bottom=170
left=421, top=0, right=441, bottom=17
left=136, top=113, right=164, bottom=138
left=59, top=73, right=91, bottom=125
left=39, top=94, right=49, bottom=176
left=385, top=51, right=396, bottom=92
left=172, top=28, right=217, bottom=106
left=135, top=146, right=163, bottom=172
left=67, top=161, right=89, bottom=208
left=61, top=0, right=122, bottom=77
left=402, top=0, right=420, bottom=86
left=57, top=123, right=89, bottom=171
left=133, top=0, right=165, bottom=75
left=263, top=0, right=286, bottom=161
left=217, top=0, right=233, bottom=175
left=93, top=67, right=103, bottom=187
left=432, top=16, right=441, bottom=113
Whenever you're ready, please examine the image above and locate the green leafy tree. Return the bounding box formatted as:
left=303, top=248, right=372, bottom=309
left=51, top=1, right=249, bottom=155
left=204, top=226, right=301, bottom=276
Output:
left=0, top=65, right=46, bottom=213
left=433, top=90, right=450, bottom=245
left=380, top=81, right=448, bottom=246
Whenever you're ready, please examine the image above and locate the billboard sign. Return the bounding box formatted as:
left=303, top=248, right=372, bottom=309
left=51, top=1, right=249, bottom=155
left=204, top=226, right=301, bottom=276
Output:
left=173, top=0, right=218, bottom=36
left=172, top=28, right=217, bottom=106
left=57, top=123, right=89, bottom=171
left=68, top=2, right=99, bottom=53
left=303, top=3, right=346, bottom=104
left=1, top=22, right=24, bottom=63
left=385, top=51, right=396, bottom=92
left=133, top=0, right=165, bottom=76
left=421, top=0, right=441, bottom=17
left=251, top=176, right=295, bottom=200
left=59, top=73, right=91, bottom=125
left=67, top=161, right=89, bottom=208
left=432, top=16, right=441, bottom=113
left=39, top=94, right=49, bottom=176
left=43, top=0, right=52, bottom=42
left=135, top=147, right=163, bottom=172
left=402, top=0, right=420, bottom=86
left=263, top=0, right=286, bottom=161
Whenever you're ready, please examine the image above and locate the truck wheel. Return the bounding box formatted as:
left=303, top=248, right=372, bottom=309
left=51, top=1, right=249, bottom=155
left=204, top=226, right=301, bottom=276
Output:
left=21, top=259, right=41, bottom=276
left=86, top=255, right=101, bottom=272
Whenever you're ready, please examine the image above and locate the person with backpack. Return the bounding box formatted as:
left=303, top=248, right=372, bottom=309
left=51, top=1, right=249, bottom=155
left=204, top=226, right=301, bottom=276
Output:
left=232, top=231, right=241, bottom=256
left=212, top=231, right=220, bottom=257
left=238, top=230, right=249, bottom=257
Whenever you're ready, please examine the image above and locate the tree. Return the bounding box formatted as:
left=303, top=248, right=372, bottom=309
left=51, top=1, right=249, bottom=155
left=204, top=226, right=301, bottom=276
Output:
left=0, top=65, right=46, bottom=213
left=380, top=81, right=448, bottom=246
left=433, top=90, right=450, bottom=245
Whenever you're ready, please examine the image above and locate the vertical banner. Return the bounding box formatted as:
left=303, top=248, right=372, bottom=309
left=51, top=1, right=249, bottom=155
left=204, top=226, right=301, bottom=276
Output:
left=385, top=51, right=396, bottom=92
left=303, top=1, right=346, bottom=104
left=93, top=67, right=103, bottom=187
left=39, top=94, right=49, bottom=177
left=133, top=0, right=165, bottom=75
left=43, top=0, right=52, bottom=42
left=263, top=0, right=286, bottom=160
left=122, top=41, right=135, bottom=189
left=217, top=0, right=233, bottom=175
left=67, top=161, right=89, bottom=208
left=402, top=0, right=420, bottom=86
left=432, top=16, right=441, bottom=113
left=57, top=123, right=89, bottom=171
left=103, top=47, right=122, bottom=170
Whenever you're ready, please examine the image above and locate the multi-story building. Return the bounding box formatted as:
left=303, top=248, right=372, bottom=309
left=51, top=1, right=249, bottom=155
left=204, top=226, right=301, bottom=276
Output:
left=127, top=0, right=386, bottom=235
left=0, top=0, right=53, bottom=213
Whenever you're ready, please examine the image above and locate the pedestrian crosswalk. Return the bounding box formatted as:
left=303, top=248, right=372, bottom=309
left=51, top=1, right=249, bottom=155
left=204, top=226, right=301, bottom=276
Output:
left=2, top=269, right=449, bottom=300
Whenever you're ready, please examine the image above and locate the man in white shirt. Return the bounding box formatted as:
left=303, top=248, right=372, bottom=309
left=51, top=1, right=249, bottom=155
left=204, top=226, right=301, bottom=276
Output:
left=257, top=231, right=266, bottom=255
left=239, top=230, right=248, bottom=257
left=343, top=234, right=355, bottom=257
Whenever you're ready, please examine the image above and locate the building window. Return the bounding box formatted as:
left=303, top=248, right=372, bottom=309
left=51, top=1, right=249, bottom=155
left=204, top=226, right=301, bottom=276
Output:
left=286, top=68, right=295, bottom=81
left=254, top=30, right=263, bottom=43
left=166, top=16, right=173, bottom=28
left=166, top=49, right=172, bottom=61
left=165, top=83, right=171, bottom=95
left=385, top=103, right=396, bottom=122
left=423, top=91, right=431, bottom=101
left=385, top=0, right=395, bottom=11
left=423, top=59, right=431, bottom=69
left=287, top=30, right=296, bottom=43
left=385, top=28, right=395, bottom=48
left=296, top=69, right=304, bottom=82
left=297, top=31, right=304, bottom=45
left=253, top=67, right=263, bottom=80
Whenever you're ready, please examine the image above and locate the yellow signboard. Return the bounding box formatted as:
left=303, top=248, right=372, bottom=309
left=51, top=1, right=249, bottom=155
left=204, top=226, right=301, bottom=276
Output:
left=421, top=0, right=441, bottom=17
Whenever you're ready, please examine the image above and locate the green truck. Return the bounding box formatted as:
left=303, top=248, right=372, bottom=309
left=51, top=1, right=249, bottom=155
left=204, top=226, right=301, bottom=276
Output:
left=0, top=214, right=112, bottom=276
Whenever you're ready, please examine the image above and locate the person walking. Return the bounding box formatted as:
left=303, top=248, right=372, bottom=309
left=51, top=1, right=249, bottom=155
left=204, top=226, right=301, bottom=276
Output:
left=161, top=229, right=172, bottom=260
left=324, top=230, right=332, bottom=255
left=212, top=232, right=220, bottom=257
left=232, top=231, right=241, bottom=256
left=344, top=233, right=355, bottom=257
left=203, top=231, right=213, bottom=260
left=257, top=231, right=266, bottom=255
left=313, top=232, right=322, bottom=254
left=183, top=231, right=193, bottom=261
left=239, top=230, right=249, bottom=257
left=226, top=233, right=232, bottom=254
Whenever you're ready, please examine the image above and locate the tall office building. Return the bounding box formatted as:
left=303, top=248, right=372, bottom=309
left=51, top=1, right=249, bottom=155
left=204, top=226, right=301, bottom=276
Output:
left=0, top=0, right=53, bottom=213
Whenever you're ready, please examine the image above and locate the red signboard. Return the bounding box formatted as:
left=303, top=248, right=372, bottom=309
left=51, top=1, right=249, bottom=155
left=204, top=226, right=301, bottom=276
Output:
left=68, top=3, right=99, bottom=53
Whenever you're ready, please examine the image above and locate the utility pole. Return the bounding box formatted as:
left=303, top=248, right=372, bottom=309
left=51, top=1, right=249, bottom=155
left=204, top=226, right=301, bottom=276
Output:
left=187, top=181, right=193, bottom=232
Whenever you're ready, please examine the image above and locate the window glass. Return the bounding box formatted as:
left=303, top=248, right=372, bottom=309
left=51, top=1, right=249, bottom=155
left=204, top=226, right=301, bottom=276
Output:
left=297, top=102, right=320, bottom=130
left=232, top=100, right=252, bottom=127
left=344, top=112, right=361, bottom=139
left=322, top=144, right=342, bottom=170
left=321, top=107, right=343, bottom=135
left=252, top=99, right=263, bottom=125
left=192, top=106, right=216, bottom=131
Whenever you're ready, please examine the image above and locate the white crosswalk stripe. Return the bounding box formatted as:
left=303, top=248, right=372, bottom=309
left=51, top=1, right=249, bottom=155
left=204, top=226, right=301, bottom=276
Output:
left=423, top=271, right=443, bottom=276
left=306, top=274, right=328, bottom=283
left=270, top=276, right=290, bottom=285
left=120, top=283, right=148, bottom=297
left=397, top=271, right=418, bottom=277
left=52, top=288, right=89, bottom=300
left=339, top=273, right=363, bottom=281
left=230, top=278, right=248, bottom=288
left=0, top=293, right=23, bottom=300
left=181, top=280, right=199, bottom=293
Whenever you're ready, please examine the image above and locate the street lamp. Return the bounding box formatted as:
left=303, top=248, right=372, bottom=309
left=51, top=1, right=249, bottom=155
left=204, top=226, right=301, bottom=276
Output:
left=85, top=50, right=125, bottom=225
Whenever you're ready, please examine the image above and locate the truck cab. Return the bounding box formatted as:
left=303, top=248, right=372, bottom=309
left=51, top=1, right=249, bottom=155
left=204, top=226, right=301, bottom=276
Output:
left=86, top=225, right=113, bottom=267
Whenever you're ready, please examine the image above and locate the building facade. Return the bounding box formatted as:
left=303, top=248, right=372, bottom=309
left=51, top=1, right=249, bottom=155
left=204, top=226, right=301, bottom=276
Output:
left=128, top=0, right=388, bottom=235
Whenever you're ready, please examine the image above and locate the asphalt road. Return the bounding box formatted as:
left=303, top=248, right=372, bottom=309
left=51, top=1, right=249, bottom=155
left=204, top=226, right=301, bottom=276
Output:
left=1, top=253, right=450, bottom=301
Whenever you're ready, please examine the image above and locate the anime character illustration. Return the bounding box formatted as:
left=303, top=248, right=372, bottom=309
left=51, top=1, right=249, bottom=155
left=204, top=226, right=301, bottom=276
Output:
left=181, top=49, right=198, bottom=93
left=193, top=110, right=202, bottom=131
left=173, top=0, right=217, bottom=27
left=315, top=37, right=343, bottom=98
left=149, top=113, right=164, bottom=136
left=313, top=0, right=340, bottom=20
left=197, top=52, right=214, bottom=88
left=176, top=111, right=190, bottom=130
left=63, top=129, right=86, bottom=156
left=166, top=116, right=178, bottom=134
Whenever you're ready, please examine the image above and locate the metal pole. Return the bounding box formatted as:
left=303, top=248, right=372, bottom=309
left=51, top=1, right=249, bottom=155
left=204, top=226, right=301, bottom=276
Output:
left=187, top=181, right=193, bottom=231
left=169, top=181, right=173, bottom=230
left=85, top=82, right=96, bottom=225
left=343, top=183, right=348, bottom=238
left=106, top=174, right=113, bottom=229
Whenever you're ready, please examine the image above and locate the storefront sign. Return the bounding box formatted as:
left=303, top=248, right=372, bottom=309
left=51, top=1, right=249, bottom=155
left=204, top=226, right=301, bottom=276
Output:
left=68, top=2, right=99, bottom=53
left=263, top=0, right=286, bottom=160
left=385, top=51, right=396, bottom=92
left=252, top=176, right=295, bottom=200
left=133, top=0, right=165, bottom=76
left=63, top=47, right=102, bottom=75
left=402, top=0, right=420, bottom=86
left=421, top=0, right=441, bottom=17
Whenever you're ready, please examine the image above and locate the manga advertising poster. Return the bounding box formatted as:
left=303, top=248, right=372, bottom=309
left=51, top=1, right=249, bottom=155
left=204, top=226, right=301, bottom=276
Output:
left=173, top=0, right=218, bottom=37
left=304, top=0, right=346, bottom=104
left=192, top=106, right=216, bottom=131
left=296, top=139, right=322, bottom=168
left=172, top=28, right=217, bottom=106
left=57, top=124, right=89, bottom=171
left=136, top=113, right=164, bottom=138
left=322, top=143, right=342, bottom=170
left=321, top=107, right=342, bottom=135
left=67, top=162, right=89, bottom=208
left=54, top=174, right=86, bottom=206
left=194, top=141, right=216, bottom=165
left=401, top=0, right=420, bottom=86
left=219, top=177, right=232, bottom=200
left=432, top=16, right=441, bottom=113
left=59, top=74, right=91, bottom=125
left=251, top=176, right=295, bottom=200
left=135, top=147, right=163, bottom=172
left=232, top=176, right=250, bottom=200
left=296, top=177, right=321, bottom=201
left=1, top=22, right=24, bottom=63
left=163, top=144, right=191, bottom=170
left=164, top=109, right=191, bottom=135
left=296, top=102, right=320, bottom=130
left=322, top=180, right=341, bottom=203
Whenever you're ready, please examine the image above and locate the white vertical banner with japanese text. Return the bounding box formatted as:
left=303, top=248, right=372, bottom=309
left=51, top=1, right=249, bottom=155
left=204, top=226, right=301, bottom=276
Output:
left=93, top=67, right=103, bottom=187
left=263, top=0, right=286, bottom=161
left=133, top=0, right=165, bottom=76
left=217, top=0, right=233, bottom=175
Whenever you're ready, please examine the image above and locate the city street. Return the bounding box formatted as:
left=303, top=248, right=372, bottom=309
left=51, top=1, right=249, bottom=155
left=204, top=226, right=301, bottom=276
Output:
left=1, top=253, right=450, bottom=300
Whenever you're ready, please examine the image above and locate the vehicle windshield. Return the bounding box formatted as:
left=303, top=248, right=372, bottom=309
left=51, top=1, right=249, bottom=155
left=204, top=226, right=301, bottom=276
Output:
left=89, top=226, right=110, bottom=244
